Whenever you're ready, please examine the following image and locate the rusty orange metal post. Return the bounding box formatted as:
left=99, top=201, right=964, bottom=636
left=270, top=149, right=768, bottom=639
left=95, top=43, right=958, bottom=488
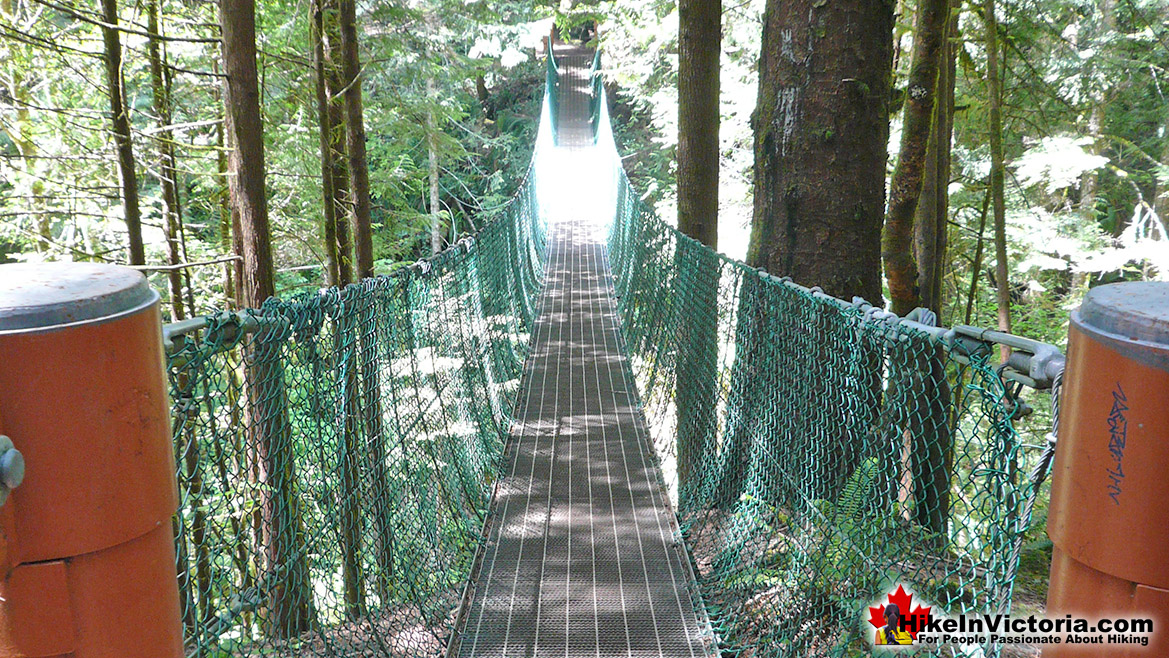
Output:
left=0, top=263, right=183, bottom=657
left=1044, top=281, right=1169, bottom=657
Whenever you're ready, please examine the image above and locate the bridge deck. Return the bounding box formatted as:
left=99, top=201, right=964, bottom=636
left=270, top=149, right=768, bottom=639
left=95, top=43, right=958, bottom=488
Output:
left=450, top=47, right=713, bottom=658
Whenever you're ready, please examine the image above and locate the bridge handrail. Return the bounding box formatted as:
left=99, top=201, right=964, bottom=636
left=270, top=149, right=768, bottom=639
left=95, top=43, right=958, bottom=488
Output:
left=591, top=47, right=1065, bottom=652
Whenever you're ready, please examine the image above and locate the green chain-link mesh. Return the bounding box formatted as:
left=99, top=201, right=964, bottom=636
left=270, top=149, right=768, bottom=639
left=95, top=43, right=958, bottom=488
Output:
left=600, top=77, right=1049, bottom=657
left=167, top=126, right=548, bottom=655
left=165, top=51, right=1054, bottom=658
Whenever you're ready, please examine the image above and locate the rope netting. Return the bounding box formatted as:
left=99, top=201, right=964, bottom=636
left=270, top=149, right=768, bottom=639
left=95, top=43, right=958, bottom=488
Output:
left=163, top=78, right=553, bottom=656
left=162, top=49, right=1061, bottom=658
left=595, top=64, right=1059, bottom=657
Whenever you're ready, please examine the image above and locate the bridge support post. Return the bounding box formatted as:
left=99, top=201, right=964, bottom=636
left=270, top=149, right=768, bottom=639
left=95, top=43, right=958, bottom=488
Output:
left=0, top=263, right=183, bottom=657
left=1044, top=282, right=1169, bottom=657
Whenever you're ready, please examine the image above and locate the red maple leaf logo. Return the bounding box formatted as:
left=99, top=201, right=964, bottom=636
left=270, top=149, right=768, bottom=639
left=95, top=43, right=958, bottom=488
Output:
left=867, top=585, right=932, bottom=641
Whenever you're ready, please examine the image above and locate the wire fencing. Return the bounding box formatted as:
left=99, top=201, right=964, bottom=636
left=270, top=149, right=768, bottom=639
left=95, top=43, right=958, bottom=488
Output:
left=165, top=134, right=548, bottom=658
left=161, top=49, right=1063, bottom=658
left=597, top=64, right=1062, bottom=657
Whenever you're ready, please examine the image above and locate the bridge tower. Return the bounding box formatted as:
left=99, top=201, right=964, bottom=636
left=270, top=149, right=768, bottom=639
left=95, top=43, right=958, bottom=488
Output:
left=1045, top=281, right=1169, bottom=656
left=0, top=263, right=183, bottom=658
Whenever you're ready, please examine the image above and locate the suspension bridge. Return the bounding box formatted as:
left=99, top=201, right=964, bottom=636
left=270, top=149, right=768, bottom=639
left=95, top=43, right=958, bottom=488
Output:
left=150, top=45, right=1062, bottom=658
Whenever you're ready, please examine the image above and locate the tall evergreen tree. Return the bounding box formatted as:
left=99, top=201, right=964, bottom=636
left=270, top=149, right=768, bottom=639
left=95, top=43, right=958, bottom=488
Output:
left=221, top=0, right=314, bottom=635
left=747, top=0, right=893, bottom=305
left=983, top=0, right=1012, bottom=359
left=675, top=0, right=721, bottom=506
left=313, top=0, right=342, bottom=286
left=323, top=0, right=354, bottom=284
left=339, top=0, right=375, bottom=278
left=677, top=0, right=719, bottom=249
left=100, top=0, right=145, bottom=264
left=735, top=0, right=893, bottom=505
left=914, top=0, right=958, bottom=318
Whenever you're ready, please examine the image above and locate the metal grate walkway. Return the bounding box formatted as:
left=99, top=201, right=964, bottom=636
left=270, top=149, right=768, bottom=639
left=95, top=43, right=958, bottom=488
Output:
left=448, top=47, right=714, bottom=658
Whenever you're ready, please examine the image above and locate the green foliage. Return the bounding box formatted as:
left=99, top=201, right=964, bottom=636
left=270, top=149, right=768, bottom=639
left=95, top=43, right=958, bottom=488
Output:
left=0, top=0, right=549, bottom=317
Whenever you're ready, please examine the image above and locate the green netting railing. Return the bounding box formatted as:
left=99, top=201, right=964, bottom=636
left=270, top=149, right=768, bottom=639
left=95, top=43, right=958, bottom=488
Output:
left=595, top=65, right=1061, bottom=657
left=163, top=47, right=1064, bottom=658
left=163, top=75, right=552, bottom=657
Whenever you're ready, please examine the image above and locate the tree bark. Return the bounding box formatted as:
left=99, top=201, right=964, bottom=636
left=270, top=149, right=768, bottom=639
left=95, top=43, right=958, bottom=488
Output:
left=209, top=60, right=238, bottom=309
left=337, top=0, right=394, bottom=600
left=99, top=0, right=145, bottom=265
left=743, top=0, right=892, bottom=507
left=221, top=0, right=315, bottom=636
left=747, top=0, right=893, bottom=305
left=222, top=0, right=275, bottom=307
left=675, top=0, right=720, bottom=507
left=905, top=2, right=959, bottom=539
left=339, top=0, right=374, bottom=279
left=428, top=77, right=442, bottom=254
left=313, top=0, right=341, bottom=287
left=678, top=0, right=720, bottom=249
left=882, top=0, right=950, bottom=316
left=913, top=0, right=957, bottom=319
left=149, top=0, right=212, bottom=636
left=323, top=0, right=354, bottom=284
left=983, top=0, right=1012, bottom=359
left=965, top=187, right=992, bottom=325
left=148, top=0, right=185, bottom=322
left=318, top=0, right=364, bottom=617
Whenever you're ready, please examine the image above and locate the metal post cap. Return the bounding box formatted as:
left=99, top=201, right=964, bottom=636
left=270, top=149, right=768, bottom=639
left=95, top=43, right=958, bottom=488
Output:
left=1079, top=281, right=1169, bottom=343
left=1075, top=281, right=1169, bottom=372
left=0, top=262, right=158, bottom=333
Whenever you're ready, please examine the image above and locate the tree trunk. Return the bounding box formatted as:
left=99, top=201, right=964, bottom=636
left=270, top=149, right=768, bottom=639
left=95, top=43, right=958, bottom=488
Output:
left=1158, top=112, right=1169, bottom=222
left=339, top=0, right=374, bottom=279
left=221, top=0, right=315, bottom=635
left=323, top=0, right=354, bottom=285
left=99, top=0, right=145, bottom=265
left=746, top=0, right=892, bottom=505
left=675, top=0, right=721, bottom=508
left=983, top=0, right=1011, bottom=359
left=210, top=60, right=237, bottom=309
left=965, top=187, right=992, bottom=325
left=428, top=77, right=442, bottom=255
left=427, top=8, right=442, bottom=257
left=905, top=2, right=959, bottom=540
left=221, top=0, right=275, bottom=307
left=338, top=0, right=394, bottom=600
left=914, top=0, right=957, bottom=319
left=148, top=0, right=185, bottom=322
left=318, top=0, right=364, bottom=617
left=747, top=0, right=893, bottom=305
left=1078, top=0, right=1112, bottom=223
left=149, top=0, right=213, bottom=636
left=678, top=0, right=720, bottom=250
left=313, top=0, right=341, bottom=287
left=476, top=74, right=494, bottom=122
left=882, top=0, right=950, bottom=316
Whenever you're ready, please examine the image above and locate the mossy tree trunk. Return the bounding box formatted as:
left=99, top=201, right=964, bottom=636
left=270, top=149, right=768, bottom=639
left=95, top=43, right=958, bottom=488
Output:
left=882, top=0, right=951, bottom=316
